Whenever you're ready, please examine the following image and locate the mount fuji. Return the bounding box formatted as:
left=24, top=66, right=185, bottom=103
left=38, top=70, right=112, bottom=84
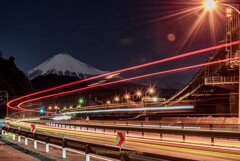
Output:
left=26, top=53, right=107, bottom=80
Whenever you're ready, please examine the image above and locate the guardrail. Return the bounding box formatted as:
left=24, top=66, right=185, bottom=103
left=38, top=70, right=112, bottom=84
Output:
left=1, top=126, right=192, bottom=161
left=32, top=120, right=240, bottom=131
left=33, top=120, right=240, bottom=130
left=27, top=121, right=240, bottom=146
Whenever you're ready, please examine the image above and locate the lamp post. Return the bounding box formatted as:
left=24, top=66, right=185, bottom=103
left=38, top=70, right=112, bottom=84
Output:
left=203, top=0, right=240, bottom=117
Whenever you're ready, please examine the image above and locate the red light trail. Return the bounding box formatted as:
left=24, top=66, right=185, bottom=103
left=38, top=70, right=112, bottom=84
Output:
left=16, top=55, right=240, bottom=113
left=7, top=41, right=240, bottom=112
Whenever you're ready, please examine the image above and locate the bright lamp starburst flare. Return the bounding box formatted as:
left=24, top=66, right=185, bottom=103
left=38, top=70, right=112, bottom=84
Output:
left=204, top=0, right=216, bottom=11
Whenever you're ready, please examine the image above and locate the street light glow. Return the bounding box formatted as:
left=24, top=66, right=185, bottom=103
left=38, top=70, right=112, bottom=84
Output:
left=148, top=87, right=155, bottom=94
left=136, top=91, right=142, bottom=96
left=78, top=98, right=84, bottom=104
left=114, top=96, right=120, bottom=102
left=40, top=108, right=44, bottom=113
left=204, top=0, right=215, bottom=11
left=124, top=94, right=130, bottom=99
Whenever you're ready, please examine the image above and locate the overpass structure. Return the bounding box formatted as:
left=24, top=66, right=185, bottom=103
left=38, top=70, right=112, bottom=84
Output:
left=161, top=6, right=240, bottom=116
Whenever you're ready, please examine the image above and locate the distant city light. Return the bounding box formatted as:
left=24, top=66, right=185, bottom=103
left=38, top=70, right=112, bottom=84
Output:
left=39, top=108, right=44, bottom=113
left=152, top=97, right=158, bottom=102
left=106, top=100, right=111, bottom=104
left=48, top=106, right=52, bottom=110
left=78, top=98, right=84, bottom=104
left=54, top=105, right=58, bottom=110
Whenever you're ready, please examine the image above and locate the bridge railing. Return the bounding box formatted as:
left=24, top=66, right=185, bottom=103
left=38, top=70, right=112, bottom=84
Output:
left=205, top=76, right=239, bottom=85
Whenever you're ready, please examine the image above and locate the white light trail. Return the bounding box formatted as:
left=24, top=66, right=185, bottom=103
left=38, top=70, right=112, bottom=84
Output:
left=63, top=105, right=194, bottom=115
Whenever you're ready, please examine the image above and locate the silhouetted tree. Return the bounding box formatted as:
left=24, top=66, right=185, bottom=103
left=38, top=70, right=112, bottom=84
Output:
left=0, top=56, right=33, bottom=98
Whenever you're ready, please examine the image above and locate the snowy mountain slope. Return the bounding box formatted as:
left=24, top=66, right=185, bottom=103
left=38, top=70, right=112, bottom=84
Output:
left=26, top=53, right=107, bottom=80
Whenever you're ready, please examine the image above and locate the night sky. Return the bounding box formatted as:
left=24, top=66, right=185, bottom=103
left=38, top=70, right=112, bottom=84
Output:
left=0, top=0, right=226, bottom=88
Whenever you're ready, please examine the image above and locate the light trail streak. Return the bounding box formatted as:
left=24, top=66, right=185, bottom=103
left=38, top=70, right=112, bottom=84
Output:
left=17, top=55, right=240, bottom=112
left=9, top=121, right=240, bottom=158
left=62, top=105, right=194, bottom=114
left=7, top=41, right=240, bottom=112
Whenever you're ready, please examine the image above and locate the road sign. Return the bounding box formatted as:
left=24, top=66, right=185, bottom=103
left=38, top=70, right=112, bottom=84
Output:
left=31, top=124, right=35, bottom=133
left=116, top=131, right=125, bottom=147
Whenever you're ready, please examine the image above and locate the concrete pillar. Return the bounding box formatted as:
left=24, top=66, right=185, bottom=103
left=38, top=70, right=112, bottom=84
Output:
left=24, top=137, right=28, bottom=145
left=46, top=143, right=49, bottom=153
left=62, top=147, right=66, bottom=159
left=34, top=140, right=37, bottom=149
left=46, top=137, right=49, bottom=153
left=85, top=144, right=90, bottom=161
left=18, top=127, right=21, bottom=142
left=62, top=136, right=66, bottom=159
left=18, top=135, right=21, bottom=142
left=13, top=134, right=15, bottom=140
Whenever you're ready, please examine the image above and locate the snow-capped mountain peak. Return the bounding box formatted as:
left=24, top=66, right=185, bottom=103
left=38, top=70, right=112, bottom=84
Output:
left=26, top=53, right=107, bottom=80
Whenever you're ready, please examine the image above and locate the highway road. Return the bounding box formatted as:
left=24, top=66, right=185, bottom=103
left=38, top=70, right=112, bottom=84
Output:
left=8, top=120, right=240, bottom=161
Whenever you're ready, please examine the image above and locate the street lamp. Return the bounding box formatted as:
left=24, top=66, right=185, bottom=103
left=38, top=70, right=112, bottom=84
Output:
left=203, top=0, right=216, bottom=11
left=148, top=87, right=155, bottom=95
left=114, top=96, right=120, bottom=103
left=54, top=105, right=58, bottom=110
left=136, top=90, right=142, bottom=97
left=134, top=90, right=142, bottom=102
left=204, top=1, right=240, bottom=117
left=124, top=93, right=130, bottom=100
